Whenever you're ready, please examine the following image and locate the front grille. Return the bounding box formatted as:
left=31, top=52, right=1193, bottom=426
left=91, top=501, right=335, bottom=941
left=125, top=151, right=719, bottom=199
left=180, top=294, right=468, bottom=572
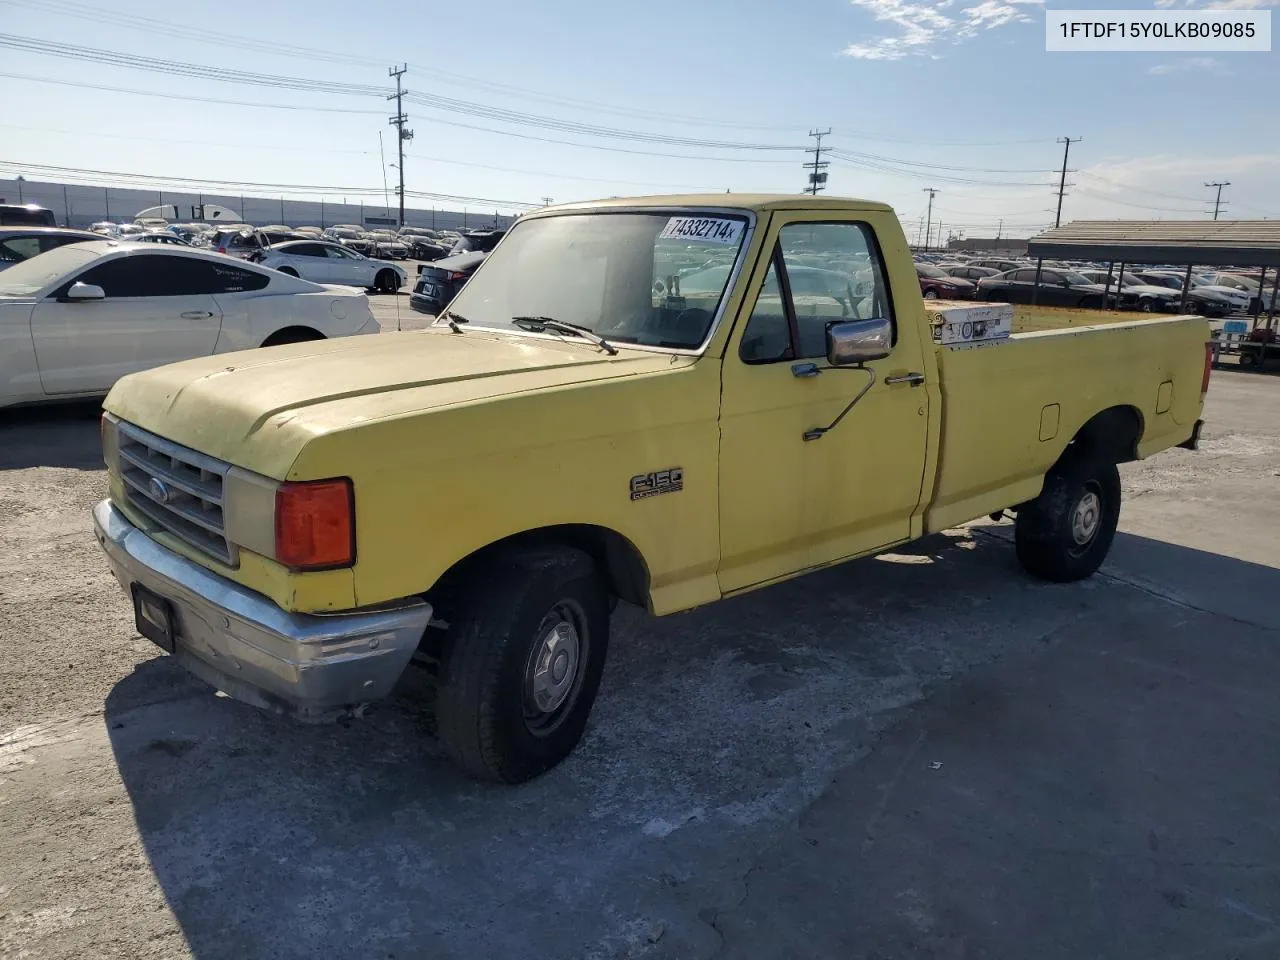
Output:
left=117, top=421, right=237, bottom=566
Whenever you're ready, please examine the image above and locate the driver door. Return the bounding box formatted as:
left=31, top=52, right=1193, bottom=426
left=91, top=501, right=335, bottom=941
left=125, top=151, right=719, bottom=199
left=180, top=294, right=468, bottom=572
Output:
left=718, top=214, right=932, bottom=592
left=324, top=245, right=369, bottom=286
left=31, top=254, right=222, bottom=394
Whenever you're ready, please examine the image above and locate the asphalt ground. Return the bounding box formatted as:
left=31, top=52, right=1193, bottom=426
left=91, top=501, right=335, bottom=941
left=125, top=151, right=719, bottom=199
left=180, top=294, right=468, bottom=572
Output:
left=1, top=352, right=1277, bottom=959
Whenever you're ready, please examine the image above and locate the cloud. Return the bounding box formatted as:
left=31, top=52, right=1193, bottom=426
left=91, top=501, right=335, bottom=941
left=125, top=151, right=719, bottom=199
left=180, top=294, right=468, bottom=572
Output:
left=1148, top=56, right=1224, bottom=74
left=842, top=0, right=1042, bottom=59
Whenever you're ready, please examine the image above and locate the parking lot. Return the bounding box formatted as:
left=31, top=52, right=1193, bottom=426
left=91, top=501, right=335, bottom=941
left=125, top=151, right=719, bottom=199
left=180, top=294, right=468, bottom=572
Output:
left=1, top=358, right=1278, bottom=959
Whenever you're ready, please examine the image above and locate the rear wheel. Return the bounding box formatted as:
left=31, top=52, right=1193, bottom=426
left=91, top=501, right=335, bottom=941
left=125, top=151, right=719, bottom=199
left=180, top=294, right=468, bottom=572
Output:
left=432, top=545, right=611, bottom=783
left=1138, top=298, right=1157, bottom=313
left=375, top=269, right=400, bottom=294
left=1015, top=456, right=1121, bottom=582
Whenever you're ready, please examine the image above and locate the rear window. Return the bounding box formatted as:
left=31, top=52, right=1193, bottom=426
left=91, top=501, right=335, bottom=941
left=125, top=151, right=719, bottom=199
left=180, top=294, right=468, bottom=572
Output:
left=0, top=205, right=57, bottom=227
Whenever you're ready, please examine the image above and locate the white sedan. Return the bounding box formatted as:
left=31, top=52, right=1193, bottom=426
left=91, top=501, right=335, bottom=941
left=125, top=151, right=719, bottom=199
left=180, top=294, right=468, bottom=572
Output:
left=0, top=241, right=380, bottom=407
left=256, top=240, right=406, bottom=293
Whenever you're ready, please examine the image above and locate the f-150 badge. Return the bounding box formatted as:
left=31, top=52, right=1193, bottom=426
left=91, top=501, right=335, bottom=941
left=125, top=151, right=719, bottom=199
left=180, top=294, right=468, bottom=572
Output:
left=630, top=468, right=683, bottom=501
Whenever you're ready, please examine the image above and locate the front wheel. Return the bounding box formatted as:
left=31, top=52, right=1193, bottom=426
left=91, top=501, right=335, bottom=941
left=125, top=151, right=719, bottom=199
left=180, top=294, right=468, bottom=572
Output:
left=923, top=289, right=940, bottom=300
left=433, top=545, right=611, bottom=783
left=1015, top=457, right=1121, bottom=582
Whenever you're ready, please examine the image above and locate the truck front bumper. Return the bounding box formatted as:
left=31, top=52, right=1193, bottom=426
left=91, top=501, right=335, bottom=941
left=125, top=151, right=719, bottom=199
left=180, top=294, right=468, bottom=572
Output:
left=92, top=499, right=432, bottom=721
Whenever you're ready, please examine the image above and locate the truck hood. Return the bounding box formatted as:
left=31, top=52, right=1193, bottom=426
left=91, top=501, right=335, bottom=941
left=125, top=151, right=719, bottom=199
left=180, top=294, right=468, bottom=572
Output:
left=104, top=328, right=691, bottom=478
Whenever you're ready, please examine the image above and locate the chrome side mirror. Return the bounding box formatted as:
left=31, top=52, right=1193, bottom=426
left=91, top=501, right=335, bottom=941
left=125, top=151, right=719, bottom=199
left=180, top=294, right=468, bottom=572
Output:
left=826, top=317, right=891, bottom=366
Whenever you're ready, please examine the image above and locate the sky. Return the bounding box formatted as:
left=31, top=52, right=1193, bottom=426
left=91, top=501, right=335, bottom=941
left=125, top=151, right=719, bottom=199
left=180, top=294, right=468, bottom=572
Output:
left=1, top=0, right=1278, bottom=238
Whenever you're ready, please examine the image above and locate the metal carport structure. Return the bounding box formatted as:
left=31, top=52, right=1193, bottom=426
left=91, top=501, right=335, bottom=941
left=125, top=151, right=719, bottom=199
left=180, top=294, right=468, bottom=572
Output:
left=1026, top=220, right=1280, bottom=333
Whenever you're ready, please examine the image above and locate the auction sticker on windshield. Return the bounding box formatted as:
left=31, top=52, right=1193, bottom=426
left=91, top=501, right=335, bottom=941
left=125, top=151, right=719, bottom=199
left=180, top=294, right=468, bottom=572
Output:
left=659, top=217, right=744, bottom=244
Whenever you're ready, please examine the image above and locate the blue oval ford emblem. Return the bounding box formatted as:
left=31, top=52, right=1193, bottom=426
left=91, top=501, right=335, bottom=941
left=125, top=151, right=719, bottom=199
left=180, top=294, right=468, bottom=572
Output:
left=148, top=477, right=172, bottom=504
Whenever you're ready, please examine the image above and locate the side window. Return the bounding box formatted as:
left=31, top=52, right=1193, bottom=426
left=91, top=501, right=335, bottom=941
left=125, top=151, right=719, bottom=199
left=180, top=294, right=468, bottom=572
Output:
left=739, top=258, right=792, bottom=363
left=1040, top=271, right=1061, bottom=285
left=209, top=262, right=271, bottom=293
left=1011, top=269, right=1036, bottom=282
left=72, top=255, right=215, bottom=297
left=739, top=222, right=893, bottom=364
left=324, top=245, right=351, bottom=259
left=2, top=237, right=41, bottom=261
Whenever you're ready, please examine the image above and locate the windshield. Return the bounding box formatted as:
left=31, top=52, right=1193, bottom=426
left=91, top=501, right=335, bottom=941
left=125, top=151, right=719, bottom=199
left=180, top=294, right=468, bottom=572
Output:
left=916, top=264, right=948, bottom=279
left=444, top=210, right=750, bottom=350
left=0, top=244, right=101, bottom=296
left=1060, top=271, right=1092, bottom=285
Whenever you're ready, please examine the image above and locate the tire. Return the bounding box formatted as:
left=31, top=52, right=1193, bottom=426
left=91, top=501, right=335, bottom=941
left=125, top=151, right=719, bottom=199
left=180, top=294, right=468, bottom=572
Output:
left=1138, top=298, right=1156, bottom=313
left=923, top=289, right=939, bottom=300
left=1078, top=296, right=1102, bottom=309
left=433, top=545, right=610, bottom=783
left=1239, top=350, right=1257, bottom=369
left=278, top=267, right=298, bottom=277
left=375, top=269, right=399, bottom=294
left=1015, top=456, right=1121, bottom=583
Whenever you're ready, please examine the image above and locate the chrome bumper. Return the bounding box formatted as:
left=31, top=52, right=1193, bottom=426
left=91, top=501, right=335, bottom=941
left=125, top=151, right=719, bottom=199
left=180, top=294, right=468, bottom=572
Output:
left=92, top=499, right=432, bottom=721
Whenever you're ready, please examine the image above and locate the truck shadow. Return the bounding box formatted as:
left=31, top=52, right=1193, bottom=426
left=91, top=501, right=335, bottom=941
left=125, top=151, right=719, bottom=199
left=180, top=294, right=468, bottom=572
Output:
left=101, top=527, right=1280, bottom=959
left=0, top=400, right=105, bottom=470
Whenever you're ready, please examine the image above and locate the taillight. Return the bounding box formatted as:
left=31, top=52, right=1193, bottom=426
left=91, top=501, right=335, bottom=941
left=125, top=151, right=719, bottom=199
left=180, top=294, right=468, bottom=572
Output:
left=448, top=271, right=467, bottom=281
left=1201, top=341, right=1213, bottom=394
left=217, top=246, right=226, bottom=254
left=274, top=478, right=355, bottom=570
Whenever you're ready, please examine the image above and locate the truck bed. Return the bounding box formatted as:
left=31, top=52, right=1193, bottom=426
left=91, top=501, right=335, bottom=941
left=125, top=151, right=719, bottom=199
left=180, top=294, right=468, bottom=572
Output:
left=925, top=314, right=1209, bottom=533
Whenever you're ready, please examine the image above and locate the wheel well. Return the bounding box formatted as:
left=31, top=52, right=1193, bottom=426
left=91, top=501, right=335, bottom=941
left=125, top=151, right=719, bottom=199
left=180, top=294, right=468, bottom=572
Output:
left=277, top=266, right=298, bottom=276
left=1062, top=405, right=1144, bottom=466
left=261, top=325, right=325, bottom=347
left=428, top=525, right=651, bottom=611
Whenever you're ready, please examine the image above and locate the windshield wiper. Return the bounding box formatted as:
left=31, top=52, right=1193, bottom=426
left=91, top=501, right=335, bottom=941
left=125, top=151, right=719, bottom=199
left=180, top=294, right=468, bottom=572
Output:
left=438, top=310, right=468, bottom=333
left=511, top=316, right=617, bottom=355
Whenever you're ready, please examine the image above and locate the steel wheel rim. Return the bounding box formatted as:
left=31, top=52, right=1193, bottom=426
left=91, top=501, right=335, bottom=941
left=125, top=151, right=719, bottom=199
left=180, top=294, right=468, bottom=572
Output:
left=1069, top=485, right=1102, bottom=555
left=523, top=599, right=587, bottom=737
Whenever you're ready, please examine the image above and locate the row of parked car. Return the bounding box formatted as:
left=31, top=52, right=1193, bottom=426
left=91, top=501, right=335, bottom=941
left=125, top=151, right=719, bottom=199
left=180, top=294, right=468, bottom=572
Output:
left=0, top=209, right=510, bottom=301
left=913, top=254, right=1271, bottom=317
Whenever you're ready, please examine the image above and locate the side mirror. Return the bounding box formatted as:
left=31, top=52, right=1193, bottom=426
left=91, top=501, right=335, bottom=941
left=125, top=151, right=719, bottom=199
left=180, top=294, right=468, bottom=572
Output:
left=65, top=282, right=105, bottom=301
left=826, top=317, right=892, bottom=366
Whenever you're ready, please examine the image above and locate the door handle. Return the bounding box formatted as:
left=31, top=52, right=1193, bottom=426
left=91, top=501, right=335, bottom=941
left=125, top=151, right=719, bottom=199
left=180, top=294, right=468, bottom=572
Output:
left=181, top=311, right=214, bottom=319
left=884, top=372, right=925, bottom=386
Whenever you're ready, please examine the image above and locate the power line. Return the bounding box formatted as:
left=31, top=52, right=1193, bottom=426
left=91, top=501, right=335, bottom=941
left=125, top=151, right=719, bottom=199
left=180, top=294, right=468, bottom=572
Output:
left=0, top=33, right=802, bottom=153
left=804, top=129, right=831, bottom=196
left=0, top=71, right=386, bottom=115
left=0, top=33, right=387, bottom=96
left=11, top=0, right=810, bottom=132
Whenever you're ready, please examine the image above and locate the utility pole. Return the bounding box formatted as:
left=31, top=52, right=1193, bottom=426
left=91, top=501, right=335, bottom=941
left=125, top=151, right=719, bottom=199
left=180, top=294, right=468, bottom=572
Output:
left=541, top=196, right=554, bottom=206
left=1205, top=181, right=1230, bottom=220
left=922, top=188, right=938, bottom=251
left=804, top=128, right=831, bottom=195
left=387, top=64, right=413, bottom=227
left=1054, top=136, right=1081, bottom=228
left=996, top=217, right=1003, bottom=241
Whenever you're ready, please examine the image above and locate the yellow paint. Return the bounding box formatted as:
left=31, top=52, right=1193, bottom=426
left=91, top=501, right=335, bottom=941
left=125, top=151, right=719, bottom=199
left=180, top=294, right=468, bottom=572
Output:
left=101, top=195, right=1208, bottom=615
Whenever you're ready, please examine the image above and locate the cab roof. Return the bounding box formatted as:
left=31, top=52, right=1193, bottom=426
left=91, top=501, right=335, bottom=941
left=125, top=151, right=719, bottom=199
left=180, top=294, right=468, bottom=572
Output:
left=528, top=193, right=893, bottom=216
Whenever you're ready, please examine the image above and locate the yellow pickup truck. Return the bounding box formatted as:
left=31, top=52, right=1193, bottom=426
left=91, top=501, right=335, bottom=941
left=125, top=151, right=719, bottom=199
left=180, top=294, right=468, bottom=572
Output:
left=93, top=195, right=1210, bottom=782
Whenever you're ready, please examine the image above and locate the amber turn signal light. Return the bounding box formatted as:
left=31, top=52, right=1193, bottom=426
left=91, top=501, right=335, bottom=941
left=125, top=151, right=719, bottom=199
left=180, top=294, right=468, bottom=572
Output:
left=274, top=478, right=355, bottom=570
